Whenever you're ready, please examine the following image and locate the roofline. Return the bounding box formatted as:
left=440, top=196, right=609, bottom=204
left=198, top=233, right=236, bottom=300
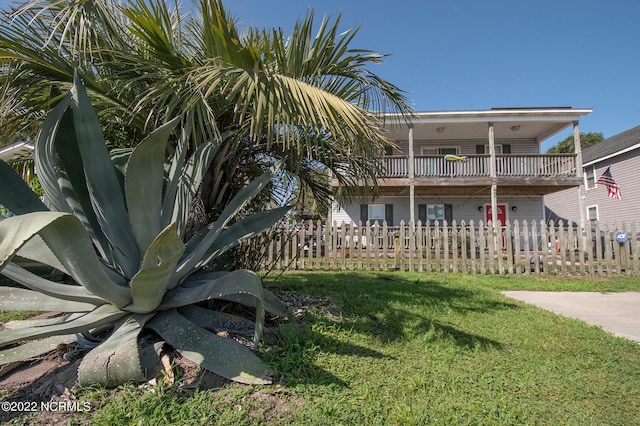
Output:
left=384, top=107, right=593, bottom=124
left=583, top=141, right=640, bottom=167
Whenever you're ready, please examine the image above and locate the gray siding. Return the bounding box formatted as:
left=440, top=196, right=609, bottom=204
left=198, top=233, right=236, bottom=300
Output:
left=332, top=196, right=544, bottom=225
left=545, top=147, right=640, bottom=227
left=391, top=138, right=539, bottom=156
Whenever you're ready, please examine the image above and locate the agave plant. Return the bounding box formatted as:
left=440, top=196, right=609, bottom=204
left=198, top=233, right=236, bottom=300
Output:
left=0, top=74, right=290, bottom=386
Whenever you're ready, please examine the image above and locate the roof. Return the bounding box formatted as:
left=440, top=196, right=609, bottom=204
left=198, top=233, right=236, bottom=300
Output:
left=384, top=107, right=592, bottom=143
left=0, top=142, right=34, bottom=162
left=583, top=125, right=640, bottom=166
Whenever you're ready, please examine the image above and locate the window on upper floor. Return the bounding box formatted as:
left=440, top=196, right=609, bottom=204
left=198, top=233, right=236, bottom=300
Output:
left=585, top=166, right=596, bottom=189
left=421, top=147, right=459, bottom=156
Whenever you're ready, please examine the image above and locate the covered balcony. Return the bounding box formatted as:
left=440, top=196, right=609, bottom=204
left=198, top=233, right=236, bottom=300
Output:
left=382, top=153, right=577, bottom=179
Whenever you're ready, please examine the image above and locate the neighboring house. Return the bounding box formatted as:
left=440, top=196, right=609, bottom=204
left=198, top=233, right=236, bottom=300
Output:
left=0, top=141, right=34, bottom=163
left=330, top=107, right=592, bottom=226
left=545, top=125, right=640, bottom=228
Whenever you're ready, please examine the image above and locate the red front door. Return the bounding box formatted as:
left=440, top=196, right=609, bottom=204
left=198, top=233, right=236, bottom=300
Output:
left=485, top=204, right=506, bottom=226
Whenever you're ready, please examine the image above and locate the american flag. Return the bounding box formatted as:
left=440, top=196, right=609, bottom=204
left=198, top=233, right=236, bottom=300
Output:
left=596, top=167, right=622, bottom=199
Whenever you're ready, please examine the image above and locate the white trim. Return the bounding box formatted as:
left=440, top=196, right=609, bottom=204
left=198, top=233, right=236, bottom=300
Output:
left=586, top=204, right=599, bottom=222
left=583, top=142, right=640, bottom=167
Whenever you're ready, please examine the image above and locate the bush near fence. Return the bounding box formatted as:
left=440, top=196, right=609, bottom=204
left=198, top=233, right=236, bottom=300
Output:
left=258, top=220, right=640, bottom=276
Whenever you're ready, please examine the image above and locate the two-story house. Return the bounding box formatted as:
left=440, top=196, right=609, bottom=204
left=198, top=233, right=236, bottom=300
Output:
left=545, top=125, right=640, bottom=227
left=330, top=107, right=592, bottom=227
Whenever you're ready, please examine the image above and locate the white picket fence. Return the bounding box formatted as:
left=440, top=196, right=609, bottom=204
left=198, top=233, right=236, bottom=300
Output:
left=258, top=220, right=640, bottom=276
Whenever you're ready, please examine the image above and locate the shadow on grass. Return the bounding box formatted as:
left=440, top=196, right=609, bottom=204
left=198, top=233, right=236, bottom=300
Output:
left=264, top=271, right=514, bottom=386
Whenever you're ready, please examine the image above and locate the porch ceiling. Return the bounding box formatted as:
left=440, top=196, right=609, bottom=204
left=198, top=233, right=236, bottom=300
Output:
left=383, top=108, right=592, bottom=143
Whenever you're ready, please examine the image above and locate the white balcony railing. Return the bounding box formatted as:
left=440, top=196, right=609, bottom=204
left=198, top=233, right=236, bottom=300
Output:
left=381, top=154, right=576, bottom=179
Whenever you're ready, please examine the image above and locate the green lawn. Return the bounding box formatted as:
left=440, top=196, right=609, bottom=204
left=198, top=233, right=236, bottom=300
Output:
left=7, top=272, right=640, bottom=425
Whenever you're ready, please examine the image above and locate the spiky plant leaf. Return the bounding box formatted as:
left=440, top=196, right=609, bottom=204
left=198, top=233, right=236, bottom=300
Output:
left=169, top=140, right=219, bottom=237
left=129, top=224, right=185, bottom=313
left=173, top=164, right=280, bottom=284
left=0, top=160, right=48, bottom=215
left=0, top=287, right=96, bottom=312
left=3, top=313, right=84, bottom=330
left=0, top=212, right=131, bottom=307
left=17, top=236, right=69, bottom=275
left=0, top=304, right=127, bottom=347
left=220, top=289, right=289, bottom=319
left=0, top=334, right=80, bottom=366
left=1, top=263, right=105, bottom=305
left=126, top=117, right=181, bottom=254
left=185, top=205, right=291, bottom=270
left=160, top=269, right=264, bottom=310
left=78, top=313, right=158, bottom=386
left=148, top=309, right=271, bottom=385
left=69, top=72, right=140, bottom=278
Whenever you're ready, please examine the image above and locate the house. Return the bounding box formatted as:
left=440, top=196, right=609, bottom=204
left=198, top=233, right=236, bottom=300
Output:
left=0, top=141, right=33, bottom=163
left=545, top=125, right=640, bottom=227
left=330, top=107, right=592, bottom=227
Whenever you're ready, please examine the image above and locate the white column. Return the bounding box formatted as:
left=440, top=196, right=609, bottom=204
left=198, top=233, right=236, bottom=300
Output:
left=408, top=123, right=415, bottom=224
left=488, top=122, right=498, bottom=226
left=574, top=121, right=586, bottom=228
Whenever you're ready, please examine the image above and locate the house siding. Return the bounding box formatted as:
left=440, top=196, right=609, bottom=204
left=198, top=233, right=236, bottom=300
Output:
left=545, top=147, right=640, bottom=227
left=332, top=196, right=544, bottom=225
left=391, top=139, right=539, bottom=156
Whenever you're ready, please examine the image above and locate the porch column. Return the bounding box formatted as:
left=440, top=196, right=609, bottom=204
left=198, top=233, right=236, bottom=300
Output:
left=574, top=121, right=586, bottom=227
left=408, top=123, right=415, bottom=223
left=488, top=122, right=498, bottom=226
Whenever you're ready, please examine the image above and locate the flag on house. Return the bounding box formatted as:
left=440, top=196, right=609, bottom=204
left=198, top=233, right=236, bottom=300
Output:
left=596, top=166, right=622, bottom=199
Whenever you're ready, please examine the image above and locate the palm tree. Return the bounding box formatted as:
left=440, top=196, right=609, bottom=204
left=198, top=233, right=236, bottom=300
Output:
left=0, top=0, right=411, bottom=221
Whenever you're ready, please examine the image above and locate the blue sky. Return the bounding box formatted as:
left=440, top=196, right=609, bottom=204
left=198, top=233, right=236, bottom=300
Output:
left=1, top=0, right=638, bottom=150
left=224, top=0, right=640, bottom=150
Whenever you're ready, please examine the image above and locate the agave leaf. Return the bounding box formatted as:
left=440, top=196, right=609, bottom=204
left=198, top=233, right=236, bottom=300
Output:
left=78, top=313, right=157, bottom=386
left=160, top=116, right=191, bottom=229
left=0, top=160, right=48, bottom=215
left=160, top=269, right=264, bottom=309
left=148, top=310, right=272, bottom=385
left=220, top=288, right=289, bottom=318
left=110, top=148, right=133, bottom=194
left=0, top=212, right=131, bottom=307
left=161, top=269, right=266, bottom=348
left=1, top=263, right=105, bottom=305
left=187, top=205, right=290, bottom=270
left=126, top=117, right=180, bottom=255
left=178, top=305, right=256, bottom=329
left=0, top=304, right=127, bottom=348
left=170, top=140, right=219, bottom=238
left=3, top=313, right=84, bottom=330
left=0, top=334, right=79, bottom=366
left=173, top=164, right=280, bottom=285
left=17, top=236, right=69, bottom=275
left=34, top=91, right=74, bottom=214
left=53, top=100, right=117, bottom=264
left=129, top=224, right=185, bottom=314
left=0, top=287, right=99, bottom=312
left=69, top=72, right=140, bottom=278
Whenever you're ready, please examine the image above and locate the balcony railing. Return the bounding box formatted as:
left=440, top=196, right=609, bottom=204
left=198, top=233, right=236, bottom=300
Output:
left=381, top=154, right=577, bottom=179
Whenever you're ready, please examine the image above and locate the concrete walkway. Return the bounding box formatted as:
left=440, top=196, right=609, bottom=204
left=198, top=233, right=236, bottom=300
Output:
left=502, top=291, right=640, bottom=343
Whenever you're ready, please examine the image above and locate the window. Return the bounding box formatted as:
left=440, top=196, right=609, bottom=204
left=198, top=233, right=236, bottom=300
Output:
left=427, top=204, right=445, bottom=221
left=485, top=145, right=502, bottom=154
left=418, top=203, right=451, bottom=225
left=421, top=147, right=459, bottom=156
left=587, top=205, right=598, bottom=224
left=585, top=166, right=596, bottom=189
left=368, top=204, right=386, bottom=222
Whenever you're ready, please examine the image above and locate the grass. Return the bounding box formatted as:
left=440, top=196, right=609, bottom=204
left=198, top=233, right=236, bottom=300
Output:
left=5, top=271, right=640, bottom=425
